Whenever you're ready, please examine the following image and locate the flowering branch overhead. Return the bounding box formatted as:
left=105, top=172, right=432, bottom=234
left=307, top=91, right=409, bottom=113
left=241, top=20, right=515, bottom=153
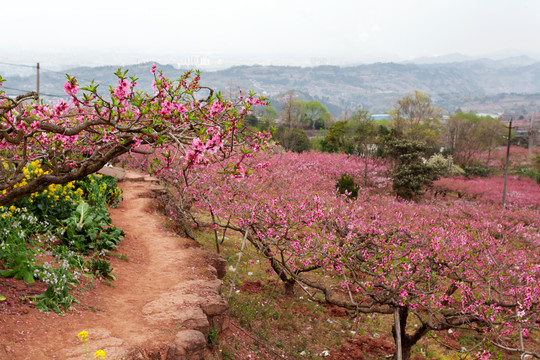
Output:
left=0, top=68, right=269, bottom=206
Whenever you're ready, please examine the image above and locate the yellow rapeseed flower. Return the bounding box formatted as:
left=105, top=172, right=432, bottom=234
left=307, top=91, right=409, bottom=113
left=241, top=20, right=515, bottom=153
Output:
left=77, top=330, right=88, bottom=342
left=94, top=349, right=106, bottom=359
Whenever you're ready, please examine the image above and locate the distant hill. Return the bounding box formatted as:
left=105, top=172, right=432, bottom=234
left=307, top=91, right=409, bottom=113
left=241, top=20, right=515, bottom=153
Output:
left=407, top=53, right=475, bottom=64
left=3, top=58, right=540, bottom=115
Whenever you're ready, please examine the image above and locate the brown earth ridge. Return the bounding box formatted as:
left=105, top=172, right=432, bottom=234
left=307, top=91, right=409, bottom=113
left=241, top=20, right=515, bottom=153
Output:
left=0, top=169, right=229, bottom=359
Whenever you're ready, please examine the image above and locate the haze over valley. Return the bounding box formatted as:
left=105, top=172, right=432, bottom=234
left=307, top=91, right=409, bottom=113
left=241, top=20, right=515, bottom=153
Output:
left=2, top=53, right=540, bottom=116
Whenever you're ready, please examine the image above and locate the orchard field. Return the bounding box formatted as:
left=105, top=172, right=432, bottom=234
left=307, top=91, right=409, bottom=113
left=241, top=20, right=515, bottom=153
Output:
left=122, top=147, right=540, bottom=360
left=1, top=67, right=540, bottom=359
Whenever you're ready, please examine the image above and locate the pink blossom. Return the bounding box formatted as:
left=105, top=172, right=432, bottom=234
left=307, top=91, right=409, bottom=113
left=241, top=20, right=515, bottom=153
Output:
left=475, top=350, right=492, bottom=360
left=63, top=80, right=79, bottom=96
left=113, top=79, right=130, bottom=99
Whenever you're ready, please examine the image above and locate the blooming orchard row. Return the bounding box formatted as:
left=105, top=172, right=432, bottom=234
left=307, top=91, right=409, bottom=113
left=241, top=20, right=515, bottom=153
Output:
left=434, top=175, right=540, bottom=209
left=123, top=149, right=540, bottom=359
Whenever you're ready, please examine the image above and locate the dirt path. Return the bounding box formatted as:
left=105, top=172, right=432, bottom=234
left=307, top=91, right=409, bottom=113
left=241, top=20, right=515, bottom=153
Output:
left=0, top=170, right=228, bottom=359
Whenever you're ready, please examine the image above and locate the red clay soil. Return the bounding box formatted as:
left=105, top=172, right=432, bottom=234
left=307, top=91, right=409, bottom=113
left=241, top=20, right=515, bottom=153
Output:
left=237, top=280, right=265, bottom=294
left=328, top=334, right=396, bottom=360
left=0, top=170, right=228, bottom=359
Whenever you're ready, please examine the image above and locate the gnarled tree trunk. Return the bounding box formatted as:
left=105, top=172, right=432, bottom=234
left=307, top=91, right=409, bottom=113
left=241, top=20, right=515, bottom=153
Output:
left=392, top=306, right=428, bottom=360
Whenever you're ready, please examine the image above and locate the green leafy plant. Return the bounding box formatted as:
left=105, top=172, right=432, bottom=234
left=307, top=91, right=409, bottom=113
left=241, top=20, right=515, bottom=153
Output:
left=335, top=174, right=359, bottom=199
left=464, top=164, right=491, bottom=178
left=0, top=251, right=37, bottom=283
left=208, top=327, right=219, bottom=346
left=87, top=257, right=116, bottom=280
left=0, top=170, right=125, bottom=313
left=60, top=202, right=124, bottom=254
left=33, top=265, right=79, bottom=313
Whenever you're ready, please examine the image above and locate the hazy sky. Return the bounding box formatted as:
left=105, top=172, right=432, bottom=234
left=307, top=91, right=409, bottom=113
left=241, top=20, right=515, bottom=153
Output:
left=2, top=0, right=540, bottom=66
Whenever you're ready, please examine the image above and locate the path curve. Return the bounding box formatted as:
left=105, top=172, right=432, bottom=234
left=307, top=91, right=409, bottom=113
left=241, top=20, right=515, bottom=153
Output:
left=0, top=169, right=228, bottom=359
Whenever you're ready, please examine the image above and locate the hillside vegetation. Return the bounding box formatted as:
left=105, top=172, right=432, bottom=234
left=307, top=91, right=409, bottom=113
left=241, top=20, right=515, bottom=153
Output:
left=4, top=59, right=540, bottom=114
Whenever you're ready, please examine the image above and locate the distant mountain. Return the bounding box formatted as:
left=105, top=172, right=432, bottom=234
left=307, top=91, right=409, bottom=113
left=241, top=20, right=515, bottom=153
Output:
left=3, top=60, right=540, bottom=115
left=406, top=53, right=540, bottom=68
left=407, top=53, right=475, bottom=64
left=486, top=55, right=539, bottom=67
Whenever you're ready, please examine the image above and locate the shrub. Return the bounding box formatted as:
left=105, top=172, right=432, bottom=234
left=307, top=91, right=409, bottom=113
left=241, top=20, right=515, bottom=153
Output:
left=387, top=139, right=439, bottom=200
left=523, top=170, right=540, bottom=185
left=426, top=153, right=465, bottom=177
left=335, top=174, right=359, bottom=199
left=464, top=164, right=491, bottom=178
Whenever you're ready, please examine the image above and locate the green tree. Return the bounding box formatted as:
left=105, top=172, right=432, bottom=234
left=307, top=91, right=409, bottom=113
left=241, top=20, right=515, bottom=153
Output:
left=444, top=113, right=504, bottom=166
left=245, top=114, right=258, bottom=127
left=273, top=127, right=311, bottom=153
left=321, top=109, right=390, bottom=159
left=278, top=93, right=332, bottom=131
left=335, top=174, right=359, bottom=199
left=351, top=109, right=378, bottom=155
left=279, top=90, right=303, bottom=129
left=533, top=154, right=540, bottom=173
left=253, top=106, right=278, bottom=131
left=387, top=139, right=439, bottom=200
left=300, top=100, right=332, bottom=130
left=390, top=91, right=442, bottom=150
left=349, top=109, right=388, bottom=184
left=321, top=120, right=351, bottom=153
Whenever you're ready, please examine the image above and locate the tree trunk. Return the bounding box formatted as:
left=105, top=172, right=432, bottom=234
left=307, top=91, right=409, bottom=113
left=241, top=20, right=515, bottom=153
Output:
left=394, top=308, right=402, bottom=360
left=392, top=339, right=412, bottom=360
left=247, top=233, right=296, bottom=296
left=392, top=307, right=413, bottom=360
left=284, top=279, right=295, bottom=296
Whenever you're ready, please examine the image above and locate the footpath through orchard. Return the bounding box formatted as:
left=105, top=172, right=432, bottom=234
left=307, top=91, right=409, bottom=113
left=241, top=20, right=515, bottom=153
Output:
left=0, top=169, right=228, bottom=359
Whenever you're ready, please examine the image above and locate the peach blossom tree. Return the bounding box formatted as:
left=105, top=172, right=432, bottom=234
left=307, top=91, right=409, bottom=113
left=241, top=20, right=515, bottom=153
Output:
left=0, top=66, right=267, bottom=206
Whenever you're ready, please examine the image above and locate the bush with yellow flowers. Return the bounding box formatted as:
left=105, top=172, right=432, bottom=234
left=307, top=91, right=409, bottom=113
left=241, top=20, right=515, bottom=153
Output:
left=76, top=173, right=123, bottom=208
left=0, top=161, right=124, bottom=313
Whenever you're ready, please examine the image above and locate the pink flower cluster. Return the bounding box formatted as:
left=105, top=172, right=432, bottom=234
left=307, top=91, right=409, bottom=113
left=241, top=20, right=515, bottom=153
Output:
left=63, top=79, right=79, bottom=96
